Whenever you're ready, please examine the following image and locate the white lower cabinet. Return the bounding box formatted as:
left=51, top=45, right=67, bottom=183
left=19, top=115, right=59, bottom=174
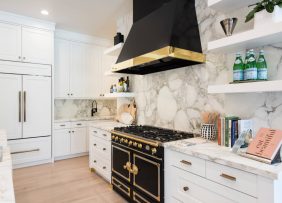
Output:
left=71, top=127, right=86, bottom=154
left=54, top=129, right=71, bottom=157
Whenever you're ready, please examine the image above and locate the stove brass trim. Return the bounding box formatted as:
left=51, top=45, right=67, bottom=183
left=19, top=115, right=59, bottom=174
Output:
left=111, top=46, right=206, bottom=72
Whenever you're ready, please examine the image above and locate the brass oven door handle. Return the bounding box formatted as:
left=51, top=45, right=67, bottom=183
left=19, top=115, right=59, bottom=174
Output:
left=180, top=160, right=192, bottom=165
left=124, top=162, right=131, bottom=171
left=220, top=173, right=236, bottom=181
left=11, top=148, right=39, bottom=154
left=130, top=164, right=138, bottom=175
left=19, top=91, right=21, bottom=122
left=24, top=91, right=26, bottom=122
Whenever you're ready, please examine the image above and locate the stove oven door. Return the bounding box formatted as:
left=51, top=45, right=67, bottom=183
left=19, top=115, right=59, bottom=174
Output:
left=132, top=151, right=163, bottom=202
left=112, top=143, right=132, bottom=184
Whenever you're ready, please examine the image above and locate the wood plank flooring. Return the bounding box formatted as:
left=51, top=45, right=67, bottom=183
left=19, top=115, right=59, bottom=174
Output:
left=13, top=156, right=128, bottom=203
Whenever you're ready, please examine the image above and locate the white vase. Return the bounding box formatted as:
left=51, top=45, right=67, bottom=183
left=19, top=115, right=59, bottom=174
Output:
left=254, top=5, right=282, bottom=29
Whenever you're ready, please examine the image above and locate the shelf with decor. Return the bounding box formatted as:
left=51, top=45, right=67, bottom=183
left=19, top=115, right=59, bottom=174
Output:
left=104, top=93, right=136, bottom=98
left=208, top=0, right=260, bottom=14
left=208, top=80, right=282, bottom=94
left=104, top=43, right=124, bottom=57
left=104, top=71, right=133, bottom=77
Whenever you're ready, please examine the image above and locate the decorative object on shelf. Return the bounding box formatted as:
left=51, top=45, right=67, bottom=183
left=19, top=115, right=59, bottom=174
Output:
left=233, top=52, right=244, bottom=82
left=117, top=99, right=136, bottom=124
left=113, top=84, right=117, bottom=93
left=200, top=111, right=219, bottom=140
left=220, top=18, right=238, bottom=37
left=246, top=1, right=282, bottom=27
left=257, top=50, right=268, bottom=80
left=110, top=85, right=113, bottom=93
left=114, top=33, right=124, bottom=46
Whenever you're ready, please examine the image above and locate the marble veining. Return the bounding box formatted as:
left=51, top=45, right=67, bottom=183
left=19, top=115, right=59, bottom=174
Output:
left=164, top=139, right=282, bottom=180
left=54, top=116, right=117, bottom=123
left=90, top=121, right=130, bottom=131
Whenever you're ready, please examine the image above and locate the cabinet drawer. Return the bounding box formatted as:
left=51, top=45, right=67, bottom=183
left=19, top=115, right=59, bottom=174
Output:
left=71, top=121, right=86, bottom=128
left=54, top=122, right=71, bottom=130
left=172, top=166, right=257, bottom=203
left=92, top=136, right=111, bottom=161
left=172, top=197, right=182, bottom=203
left=206, top=161, right=257, bottom=198
left=8, top=136, right=51, bottom=165
left=171, top=150, right=205, bottom=177
left=91, top=127, right=111, bottom=141
left=92, top=151, right=111, bottom=181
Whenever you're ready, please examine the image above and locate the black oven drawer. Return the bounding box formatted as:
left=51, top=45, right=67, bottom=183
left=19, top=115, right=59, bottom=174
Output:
left=112, top=175, right=131, bottom=199
left=133, top=189, right=158, bottom=203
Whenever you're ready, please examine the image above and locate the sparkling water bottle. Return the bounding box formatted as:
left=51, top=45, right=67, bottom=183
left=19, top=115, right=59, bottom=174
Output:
left=233, top=52, right=244, bottom=82
left=257, top=50, right=267, bottom=81
left=246, top=49, right=257, bottom=81
left=243, top=52, right=250, bottom=81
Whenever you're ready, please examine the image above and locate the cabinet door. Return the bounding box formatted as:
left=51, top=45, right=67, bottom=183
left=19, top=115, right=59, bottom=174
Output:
left=22, top=27, right=52, bottom=65
left=101, top=47, right=117, bottom=94
left=0, top=74, right=22, bottom=139
left=23, top=76, right=51, bottom=138
left=70, top=42, right=87, bottom=98
left=71, top=127, right=86, bottom=154
left=0, top=23, right=21, bottom=62
left=54, top=39, right=70, bottom=98
left=54, top=129, right=71, bottom=157
left=87, top=45, right=101, bottom=98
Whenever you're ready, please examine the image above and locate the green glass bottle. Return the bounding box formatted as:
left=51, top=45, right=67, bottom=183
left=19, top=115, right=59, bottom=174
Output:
left=257, top=50, right=267, bottom=81
left=246, top=49, right=257, bottom=81
left=243, top=52, right=250, bottom=81
left=233, top=52, right=243, bottom=82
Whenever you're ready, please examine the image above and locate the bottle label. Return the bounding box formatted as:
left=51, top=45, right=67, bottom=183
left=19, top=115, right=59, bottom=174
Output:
left=233, top=70, right=243, bottom=81
left=244, top=59, right=248, bottom=65
left=243, top=70, right=247, bottom=80
left=258, top=68, right=267, bottom=80
left=234, top=59, right=241, bottom=64
left=258, top=58, right=265, bottom=62
left=247, top=68, right=257, bottom=80
left=248, top=57, right=255, bottom=62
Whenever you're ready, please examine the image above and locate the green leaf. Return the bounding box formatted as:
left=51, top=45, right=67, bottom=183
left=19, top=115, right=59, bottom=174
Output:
left=266, top=2, right=275, bottom=13
left=279, top=2, right=282, bottom=7
left=245, top=14, right=255, bottom=23
left=246, top=8, right=258, bottom=19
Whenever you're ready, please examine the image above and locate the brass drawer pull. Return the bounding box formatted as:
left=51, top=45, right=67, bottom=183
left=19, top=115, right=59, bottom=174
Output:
left=94, top=160, right=96, bottom=163
left=77, top=123, right=81, bottom=125
left=102, top=134, right=107, bottom=137
left=94, top=144, right=96, bottom=146
left=180, top=160, right=192, bottom=165
left=60, top=125, right=65, bottom=126
left=183, top=186, right=189, bottom=191
left=72, top=131, right=74, bottom=133
left=103, top=148, right=106, bottom=151
left=220, top=173, right=236, bottom=181
left=11, top=149, right=39, bottom=154
left=93, top=131, right=97, bottom=133
left=103, top=166, right=106, bottom=169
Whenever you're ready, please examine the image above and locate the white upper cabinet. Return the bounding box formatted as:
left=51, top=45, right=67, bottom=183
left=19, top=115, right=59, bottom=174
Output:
left=70, top=42, right=87, bottom=98
left=54, top=39, right=70, bottom=98
left=23, top=75, right=51, bottom=138
left=0, top=23, right=21, bottom=62
left=22, top=27, right=53, bottom=65
left=0, top=74, right=22, bottom=139
left=87, top=45, right=101, bottom=98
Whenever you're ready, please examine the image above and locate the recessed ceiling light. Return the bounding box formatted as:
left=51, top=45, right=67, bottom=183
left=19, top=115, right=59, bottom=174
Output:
left=41, top=10, right=49, bottom=15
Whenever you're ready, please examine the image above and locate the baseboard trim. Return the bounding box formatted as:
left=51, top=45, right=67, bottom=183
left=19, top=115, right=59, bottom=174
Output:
left=54, top=152, right=89, bottom=161
left=12, top=159, right=52, bottom=169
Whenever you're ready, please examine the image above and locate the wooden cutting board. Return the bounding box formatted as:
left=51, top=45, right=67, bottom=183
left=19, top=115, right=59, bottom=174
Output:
left=117, top=99, right=136, bottom=124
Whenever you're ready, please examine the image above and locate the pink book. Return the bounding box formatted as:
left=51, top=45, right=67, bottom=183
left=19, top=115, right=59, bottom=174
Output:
left=246, top=128, right=282, bottom=160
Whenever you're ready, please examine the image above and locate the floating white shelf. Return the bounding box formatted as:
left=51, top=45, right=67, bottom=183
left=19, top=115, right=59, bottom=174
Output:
left=104, top=43, right=124, bottom=56
left=208, top=81, right=282, bottom=94
left=104, top=71, right=125, bottom=77
left=208, top=0, right=260, bottom=14
left=208, top=21, right=282, bottom=54
left=104, top=93, right=136, bottom=98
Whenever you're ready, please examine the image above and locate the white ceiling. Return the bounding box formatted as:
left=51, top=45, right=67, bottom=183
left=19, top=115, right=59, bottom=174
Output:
left=0, top=0, right=133, bottom=40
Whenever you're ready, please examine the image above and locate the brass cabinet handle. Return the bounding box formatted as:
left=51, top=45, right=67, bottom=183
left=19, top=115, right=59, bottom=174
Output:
left=19, top=91, right=21, bottom=122
left=23, top=57, right=25, bottom=59
left=24, top=91, right=26, bottom=122
left=180, top=160, right=192, bottom=165
left=103, top=166, right=106, bottom=169
left=124, top=162, right=131, bottom=171
left=183, top=186, right=189, bottom=191
left=72, top=131, right=74, bottom=133
left=19, top=56, right=21, bottom=59
left=94, top=160, right=96, bottom=163
left=93, top=131, right=97, bottom=133
left=68, top=94, right=69, bottom=95
left=94, top=144, right=96, bottom=146
left=103, top=148, right=106, bottom=151
left=102, top=134, right=107, bottom=137
left=71, top=94, right=73, bottom=96
left=220, top=173, right=236, bottom=181
left=103, top=94, right=104, bottom=96
left=77, top=123, right=81, bottom=125
left=60, top=125, right=65, bottom=126
left=11, top=148, right=39, bottom=154
left=130, top=164, right=138, bottom=175
left=69, top=131, right=70, bottom=133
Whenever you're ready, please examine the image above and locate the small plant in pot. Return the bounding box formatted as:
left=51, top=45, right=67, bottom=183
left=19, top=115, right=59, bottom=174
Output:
left=245, top=0, right=282, bottom=28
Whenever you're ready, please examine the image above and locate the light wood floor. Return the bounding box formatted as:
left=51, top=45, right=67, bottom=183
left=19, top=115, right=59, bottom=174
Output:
left=13, top=156, right=128, bottom=203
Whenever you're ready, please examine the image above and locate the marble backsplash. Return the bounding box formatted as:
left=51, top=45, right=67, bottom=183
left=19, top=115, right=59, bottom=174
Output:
left=54, top=99, right=117, bottom=118
left=117, top=1, right=282, bottom=136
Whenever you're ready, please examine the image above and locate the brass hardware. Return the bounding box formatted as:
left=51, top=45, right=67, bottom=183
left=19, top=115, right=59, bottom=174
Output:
left=157, top=197, right=160, bottom=202
left=11, top=148, right=39, bottom=154
left=180, top=160, right=192, bottom=165
left=19, top=56, right=21, bottom=59
left=77, top=123, right=81, bottom=125
left=112, top=135, right=115, bottom=140
left=108, top=130, right=159, bottom=147
left=128, top=141, right=132, bottom=146
left=60, top=125, right=65, bottom=126
left=111, top=46, right=206, bottom=72
left=103, top=148, right=106, bottom=151
left=68, top=94, right=69, bottom=95
left=133, top=142, right=138, bottom=147
left=157, top=163, right=160, bottom=168
left=118, top=184, right=121, bottom=188
left=120, top=138, right=124, bottom=143
left=23, top=57, right=25, bottom=59
left=138, top=143, right=142, bottom=148
left=123, top=165, right=127, bottom=169
left=124, top=139, right=128, bottom=144
left=72, top=131, right=74, bottom=133
left=102, top=134, right=107, bottom=137
left=24, top=91, right=26, bottom=122
left=220, top=173, right=236, bottom=181
left=94, top=144, right=96, bottom=146
left=183, top=186, right=189, bottom=191
left=112, top=168, right=114, bottom=171
left=94, top=160, right=96, bottom=163
left=89, top=167, right=95, bottom=172
left=128, top=151, right=130, bottom=155
left=93, top=131, right=97, bottom=133
left=115, top=136, right=119, bottom=141
left=133, top=191, right=136, bottom=201
left=69, top=131, right=70, bottom=133
left=133, top=154, right=136, bottom=157
left=19, top=91, right=21, bottom=122
left=71, top=94, right=73, bottom=96
left=124, top=162, right=131, bottom=171
left=152, top=148, right=157, bottom=155
left=110, top=184, right=113, bottom=190
left=103, top=166, right=106, bottom=169
left=130, top=164, right=138, bottom=175
left=133, top=182, right=136, bottom=186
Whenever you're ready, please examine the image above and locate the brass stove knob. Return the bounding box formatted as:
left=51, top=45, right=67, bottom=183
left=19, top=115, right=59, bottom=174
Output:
left=152, top=148, right=157, bottom=155
left=133, top=142, right=138, bottom=147
left=115, top=136, right=119, bottom=141
left=138, top=143, right=142, bottom=148
left=112, top=135, right=115, bottom=140
left=120, top=138, right=124, bottom=143
left=128, top=141, right=132, bottom=146
left=124, top=139, right=128, bottom=144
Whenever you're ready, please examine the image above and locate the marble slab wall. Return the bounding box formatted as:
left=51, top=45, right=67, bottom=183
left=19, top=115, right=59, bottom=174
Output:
left=117, top=1, right=282, bottom=136
left=54, top=99, right=117, bottom=118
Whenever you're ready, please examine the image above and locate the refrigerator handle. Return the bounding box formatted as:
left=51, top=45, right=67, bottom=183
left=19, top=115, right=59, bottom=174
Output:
left=24, top=91, right=26, bottom=122
left=19, top=91, right=21, bottom=122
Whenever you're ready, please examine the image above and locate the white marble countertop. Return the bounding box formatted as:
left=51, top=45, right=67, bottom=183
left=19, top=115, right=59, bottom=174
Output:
left=90, top=121, right=130, bottom=131
left=164, top=139, right=282, bottom=180
left=0, top=130, right=15, bottom=203
left=0, top=129, right=7, bottom=147
left=54, top=115, right=117, bottom=123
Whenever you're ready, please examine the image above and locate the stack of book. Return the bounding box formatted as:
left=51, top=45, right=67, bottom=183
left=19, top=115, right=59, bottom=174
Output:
left=218, top=117, right=253, bottom=148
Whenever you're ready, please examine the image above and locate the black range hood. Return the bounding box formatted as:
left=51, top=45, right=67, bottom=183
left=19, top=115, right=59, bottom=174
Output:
left=111, top=0, right=206, bottom=75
